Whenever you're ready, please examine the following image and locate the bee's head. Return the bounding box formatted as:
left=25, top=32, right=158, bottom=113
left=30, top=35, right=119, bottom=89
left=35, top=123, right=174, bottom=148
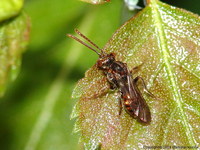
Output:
left=97, top=53, right=115, bottom=70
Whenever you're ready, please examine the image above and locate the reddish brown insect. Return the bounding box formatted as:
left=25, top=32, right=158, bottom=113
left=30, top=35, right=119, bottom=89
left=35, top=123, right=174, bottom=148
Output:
left=67, top=29, right=153, bottom=124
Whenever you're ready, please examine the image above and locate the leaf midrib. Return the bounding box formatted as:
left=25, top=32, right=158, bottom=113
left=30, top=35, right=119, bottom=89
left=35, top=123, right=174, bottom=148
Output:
left=150, top=0, right=196, bottom=145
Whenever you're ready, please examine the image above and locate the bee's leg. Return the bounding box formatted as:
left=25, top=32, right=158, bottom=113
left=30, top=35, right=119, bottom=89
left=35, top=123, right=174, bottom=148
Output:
left=109, top=83, right=117, bottom=90
left=130, top=62, right=144, bottom=74
left=107, top=72, right=118, bottom=90
left=134, top=76, right=156, bottom=98
left=119, top=98, right=123, bottom=116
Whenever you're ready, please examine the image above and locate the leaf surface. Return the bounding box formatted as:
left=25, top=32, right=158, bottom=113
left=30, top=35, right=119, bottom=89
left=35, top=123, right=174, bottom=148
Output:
left=0, top=13, right=30, bottom=97
left=72, top=0, right=200, bottom=149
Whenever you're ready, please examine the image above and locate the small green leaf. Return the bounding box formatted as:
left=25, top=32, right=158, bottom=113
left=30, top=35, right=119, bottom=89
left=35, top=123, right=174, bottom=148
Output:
left=0, top=0, right=23, bottom=22
left=80, top=0, right=110, bottom=5
left=0, top=13, right=30, bottom=97
left=72, top=0, right=200, bottom=149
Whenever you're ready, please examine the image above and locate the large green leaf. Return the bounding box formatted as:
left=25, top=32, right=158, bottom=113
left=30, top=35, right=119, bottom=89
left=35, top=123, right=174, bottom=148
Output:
left=0, top=13, right=30, bottom=97
left=72, top=0, right=200, bottom=149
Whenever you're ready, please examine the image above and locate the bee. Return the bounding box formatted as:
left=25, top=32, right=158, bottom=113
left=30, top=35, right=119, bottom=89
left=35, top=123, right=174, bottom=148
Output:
left=67, top=29, right=153, bottom=124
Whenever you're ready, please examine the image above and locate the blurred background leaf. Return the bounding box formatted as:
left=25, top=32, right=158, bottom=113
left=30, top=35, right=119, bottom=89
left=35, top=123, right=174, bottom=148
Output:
left=0, top=13, right=30, bottom=97
left=0, top=0, right=199, bottom=150
left=0, top=0, right=23, bottom=22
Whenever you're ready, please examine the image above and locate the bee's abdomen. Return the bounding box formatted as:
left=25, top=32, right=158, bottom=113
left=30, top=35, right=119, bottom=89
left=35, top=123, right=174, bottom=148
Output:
left=123, top=98, right=137, bottom=118
left=123, top=99, right=132, bottom=111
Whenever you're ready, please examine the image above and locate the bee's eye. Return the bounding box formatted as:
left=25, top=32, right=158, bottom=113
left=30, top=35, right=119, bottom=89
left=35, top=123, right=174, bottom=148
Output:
left=102, top=65, right=107, bottom=69
left=116, top=66, right=123, bottom=72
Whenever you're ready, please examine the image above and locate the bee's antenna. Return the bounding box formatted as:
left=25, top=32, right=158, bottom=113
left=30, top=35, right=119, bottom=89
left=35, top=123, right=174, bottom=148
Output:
left=74, top=29, right=105, bottom=53
left=67, top=33, right=101, bottom=56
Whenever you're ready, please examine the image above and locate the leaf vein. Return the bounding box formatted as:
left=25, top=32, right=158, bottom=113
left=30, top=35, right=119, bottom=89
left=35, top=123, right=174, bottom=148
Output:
left=151, top=0, right=196, bottom=145
left=179, top=64, right=200, bottom=80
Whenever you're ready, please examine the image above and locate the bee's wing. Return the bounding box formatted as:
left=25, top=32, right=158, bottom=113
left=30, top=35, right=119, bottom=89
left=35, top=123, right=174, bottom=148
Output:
left=127, top=74, right=151, bottom=124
